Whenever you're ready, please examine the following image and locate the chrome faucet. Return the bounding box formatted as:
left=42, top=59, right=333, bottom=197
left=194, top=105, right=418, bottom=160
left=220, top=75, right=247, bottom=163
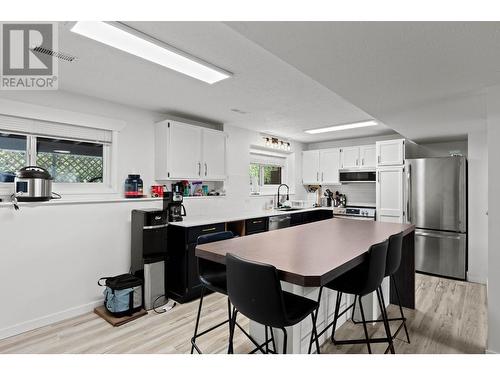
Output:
left=276, top=184, right=290, bottom=208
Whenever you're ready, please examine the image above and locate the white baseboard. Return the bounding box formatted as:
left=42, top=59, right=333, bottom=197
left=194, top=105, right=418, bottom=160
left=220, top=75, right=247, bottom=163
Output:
left=467, top=273, right=487, bottom=285
left=0, top=299, right=103, bottom=340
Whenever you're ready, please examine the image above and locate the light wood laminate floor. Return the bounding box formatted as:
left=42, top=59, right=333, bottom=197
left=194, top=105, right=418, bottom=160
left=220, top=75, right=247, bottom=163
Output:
left=0, top=274, right=487, bottom=354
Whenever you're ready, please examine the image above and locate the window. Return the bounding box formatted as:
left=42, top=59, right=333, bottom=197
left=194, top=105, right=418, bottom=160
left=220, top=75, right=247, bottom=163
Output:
left=249, top=152, right=287, bottom=195
left=262, top=165, right=282, bottom=185
left=0, top=132, right=108, bottom=185
left=0, top=134, right=27, bottom=179
left=36, top=137, right=104, bottom=183
left=0, top=114, right=114, bottom=195
left=250, top=163, right=283, bottom=187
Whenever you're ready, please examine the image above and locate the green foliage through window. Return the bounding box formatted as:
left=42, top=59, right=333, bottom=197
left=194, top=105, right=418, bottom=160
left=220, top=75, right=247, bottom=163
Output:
left=249, top=162, right=282, bottom=186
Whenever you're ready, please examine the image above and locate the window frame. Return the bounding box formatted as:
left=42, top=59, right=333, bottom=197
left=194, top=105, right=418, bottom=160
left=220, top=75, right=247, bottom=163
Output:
left=249, top=152, right=289, bottom=196
left=250, top=162, right=284, bottom=188
left=0, top=130, right=117, bottom=196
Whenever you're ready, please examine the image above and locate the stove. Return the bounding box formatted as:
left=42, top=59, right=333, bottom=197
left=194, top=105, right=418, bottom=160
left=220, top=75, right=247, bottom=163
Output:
left=332, top=206, right=376, bottom=221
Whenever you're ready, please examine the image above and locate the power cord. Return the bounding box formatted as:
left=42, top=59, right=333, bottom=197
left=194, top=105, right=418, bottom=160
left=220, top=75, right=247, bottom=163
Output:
left=152, top=294, right=176, bottom=314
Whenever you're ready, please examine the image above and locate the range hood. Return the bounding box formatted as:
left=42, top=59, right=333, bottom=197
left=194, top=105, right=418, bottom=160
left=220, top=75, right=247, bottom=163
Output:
left=339, top=171, right=376, bottom=183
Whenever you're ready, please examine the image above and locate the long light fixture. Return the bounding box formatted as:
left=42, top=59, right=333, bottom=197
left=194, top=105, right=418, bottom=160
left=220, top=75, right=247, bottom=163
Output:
left=305, top=120, right=378, bottom=134
left=70, top=21, right=232, bottom=84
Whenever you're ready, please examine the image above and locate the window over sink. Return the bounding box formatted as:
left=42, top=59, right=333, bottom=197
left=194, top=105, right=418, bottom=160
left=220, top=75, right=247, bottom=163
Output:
left=249, top=151, right=287, bottom=195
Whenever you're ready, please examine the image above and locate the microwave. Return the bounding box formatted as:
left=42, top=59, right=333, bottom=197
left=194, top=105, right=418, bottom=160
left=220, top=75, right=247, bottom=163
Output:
left=339, top=171, right=376, bottom=183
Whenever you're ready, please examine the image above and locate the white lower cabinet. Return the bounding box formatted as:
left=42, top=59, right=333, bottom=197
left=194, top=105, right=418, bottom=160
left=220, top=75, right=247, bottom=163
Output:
left=376, top=166, right=405, bottom=223
left=248, top=282, right=349, bottom=354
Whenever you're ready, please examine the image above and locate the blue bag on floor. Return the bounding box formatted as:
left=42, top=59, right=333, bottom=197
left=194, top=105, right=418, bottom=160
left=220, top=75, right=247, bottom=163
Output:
left=98, top=274, right=143, bottom=317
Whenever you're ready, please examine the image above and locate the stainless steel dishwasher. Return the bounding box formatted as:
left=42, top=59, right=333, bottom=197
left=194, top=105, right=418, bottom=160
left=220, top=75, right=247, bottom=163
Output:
left=268, top=215, right=291, bottom=231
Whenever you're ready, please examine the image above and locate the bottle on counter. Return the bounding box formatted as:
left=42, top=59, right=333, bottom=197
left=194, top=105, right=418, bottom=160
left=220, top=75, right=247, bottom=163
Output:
left=125, top=174, right=144, bottom=198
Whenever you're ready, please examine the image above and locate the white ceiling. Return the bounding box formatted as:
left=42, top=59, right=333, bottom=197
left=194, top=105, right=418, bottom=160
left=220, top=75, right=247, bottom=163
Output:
left=52, top=21, right=395, bottom=143
left=226, top=22, right=500, bottom=142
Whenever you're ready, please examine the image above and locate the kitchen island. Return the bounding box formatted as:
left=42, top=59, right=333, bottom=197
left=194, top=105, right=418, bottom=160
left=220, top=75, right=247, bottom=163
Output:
left=167, top=207, right=334, bottom=303
left=196, top=218, right=415, bottom=353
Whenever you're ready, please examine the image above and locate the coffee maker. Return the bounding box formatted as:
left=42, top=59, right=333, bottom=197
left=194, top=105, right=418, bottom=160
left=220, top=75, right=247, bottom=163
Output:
left=163, top=191, right=186, bottom=222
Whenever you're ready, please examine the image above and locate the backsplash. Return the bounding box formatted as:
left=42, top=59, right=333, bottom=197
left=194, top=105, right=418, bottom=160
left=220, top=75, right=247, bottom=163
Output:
left=321, top=183, right=376, bottom=206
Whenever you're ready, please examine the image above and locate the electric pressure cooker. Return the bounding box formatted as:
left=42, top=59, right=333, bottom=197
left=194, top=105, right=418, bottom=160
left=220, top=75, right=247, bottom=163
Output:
left=14, top=166, right=59, bottom=202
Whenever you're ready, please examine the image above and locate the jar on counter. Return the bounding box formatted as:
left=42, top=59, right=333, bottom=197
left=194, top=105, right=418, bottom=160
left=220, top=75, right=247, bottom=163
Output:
left=125, top=174, right=144, bottom=198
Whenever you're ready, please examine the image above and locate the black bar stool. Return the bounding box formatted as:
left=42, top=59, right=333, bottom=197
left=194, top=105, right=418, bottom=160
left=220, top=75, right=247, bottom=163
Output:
left=191, top=231, right=262, bottom=354
left=309, top=239, right=395, bottom=354
left=226, top=253, right=321, bottom=354
left=351, top=232, right=410, bottom=343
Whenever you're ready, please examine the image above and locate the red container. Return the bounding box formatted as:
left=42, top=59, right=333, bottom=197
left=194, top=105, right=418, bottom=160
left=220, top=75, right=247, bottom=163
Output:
left=151, top=185, right=164, bottom=198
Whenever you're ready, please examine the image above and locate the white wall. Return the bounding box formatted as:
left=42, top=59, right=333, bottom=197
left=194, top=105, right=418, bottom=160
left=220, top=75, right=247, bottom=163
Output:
left=419, top=140, right=468, bottom=157
left=0, top=199, right=163, bottom=339
left=467, top=131, right=488, bottom=284
left=0, top=93, right=306, bottom=339
left=487, top=85, right=500, bottom=353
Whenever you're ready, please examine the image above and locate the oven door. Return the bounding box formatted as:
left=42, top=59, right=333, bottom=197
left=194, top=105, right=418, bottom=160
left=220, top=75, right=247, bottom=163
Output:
left=334, top=215, right=376, bottom=221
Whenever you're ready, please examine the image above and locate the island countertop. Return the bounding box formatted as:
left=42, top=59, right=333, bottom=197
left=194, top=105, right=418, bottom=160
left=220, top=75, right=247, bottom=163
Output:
left=168, top=206, right=334, bottom=227
left=196, top=218, right=415, bottom=287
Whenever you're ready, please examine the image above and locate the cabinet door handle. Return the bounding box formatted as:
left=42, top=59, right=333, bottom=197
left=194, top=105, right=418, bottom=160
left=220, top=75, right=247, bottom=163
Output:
left=377, top=155, right=381, bottom=164
left=252, top=220, right=262, bottom=224
left=362, top=158, right=364, bottom=165
left=316, top=171, right=319, bottom=181
left=198, top=162, right=201, bottom=176
left=205, top=163, right=207, bottom=176
left=321, top=172, right=324, bottom=181
left=202, top=227, right=217, bottom=232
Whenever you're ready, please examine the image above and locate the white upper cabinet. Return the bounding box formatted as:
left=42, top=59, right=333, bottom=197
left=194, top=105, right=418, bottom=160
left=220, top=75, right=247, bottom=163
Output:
left=359, top=145, right=376, bottom=169
left=202, top=129, right=227, bottom=180
left=376, top=166, right=405, bottom=223
left=339, top=144, right=376, bottom=170
left=302, top=150, right=321, bottom=184
left=376, top=139, right=405, bottom=166
left=341, top=146, right=360, bottom=169
left=319, top=148, right=340, bottom=185
left=302, top=148, right=340, bottom=185
left=168, top=122, right=203, bottom=179
left=155, top=120, right=227, bottom=181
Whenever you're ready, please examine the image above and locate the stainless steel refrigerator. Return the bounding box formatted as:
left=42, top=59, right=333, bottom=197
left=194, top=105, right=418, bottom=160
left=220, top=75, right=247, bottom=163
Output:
left=405, top=157, right=467, bottom=280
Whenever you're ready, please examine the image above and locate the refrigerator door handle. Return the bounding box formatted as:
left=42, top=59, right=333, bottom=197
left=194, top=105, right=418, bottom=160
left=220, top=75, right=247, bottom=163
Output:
left=406, top=164, right=411, bottom=223
left=415, top=229, right=463, bottom=240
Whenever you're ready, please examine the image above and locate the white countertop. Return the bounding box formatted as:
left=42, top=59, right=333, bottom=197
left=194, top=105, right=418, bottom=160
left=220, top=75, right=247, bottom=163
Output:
left=168, top=206, right=333, bottom=227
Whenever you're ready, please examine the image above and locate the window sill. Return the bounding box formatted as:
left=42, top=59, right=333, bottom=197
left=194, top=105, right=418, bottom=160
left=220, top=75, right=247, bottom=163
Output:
left=0, top=196, right=163, bottom=208
left=249, top=192, right=296, bottom=197
left=0, top=194, right=227, bottom=208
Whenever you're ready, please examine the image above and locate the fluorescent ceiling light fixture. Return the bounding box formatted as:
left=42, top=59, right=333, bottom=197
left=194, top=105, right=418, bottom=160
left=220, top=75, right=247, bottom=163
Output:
left=305, top=120, right=378, bottom=134
left=70, top=21, right=232, bottom=84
